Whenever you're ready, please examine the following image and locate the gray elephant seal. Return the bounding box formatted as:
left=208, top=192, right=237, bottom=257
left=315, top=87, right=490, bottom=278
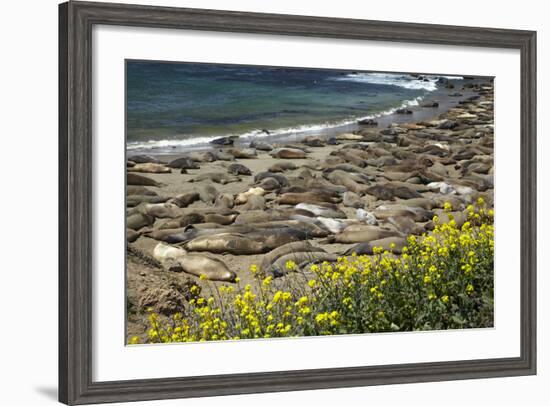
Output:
left=127, top=186, right=158, bottom=196
left=127, top=173, right=162, bottom=187
left=277, top=191, right=341, bottom=205
left=128, top=154, right=165, bottom=164
left=214, top=193, right=235, bottom=209
left=269, top=252, right=338, bottom=277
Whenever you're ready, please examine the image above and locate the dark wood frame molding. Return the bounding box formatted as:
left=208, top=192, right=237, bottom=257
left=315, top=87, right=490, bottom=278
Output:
left=59, top=1, right=537, bottom=404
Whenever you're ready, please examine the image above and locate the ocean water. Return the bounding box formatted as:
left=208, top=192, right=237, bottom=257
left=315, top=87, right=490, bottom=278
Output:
left=126, top=61, right=460, bottom=152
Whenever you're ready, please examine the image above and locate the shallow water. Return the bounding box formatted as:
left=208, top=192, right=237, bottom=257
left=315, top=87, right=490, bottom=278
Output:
left=126, top=61, right=463, bottom=152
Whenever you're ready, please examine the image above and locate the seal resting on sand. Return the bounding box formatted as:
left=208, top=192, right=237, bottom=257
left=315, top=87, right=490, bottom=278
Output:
left=127, top=173, right=163, bottom=187
left=269, top=148, right=307, bottom=159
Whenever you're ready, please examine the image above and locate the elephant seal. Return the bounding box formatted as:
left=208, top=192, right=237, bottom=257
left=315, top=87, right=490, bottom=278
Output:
left=343, top=191, right=364, bottom=208
left=153, top=243, right=236, bottom=282
left=269, top=252, right=339, bottom=277
left=127, top=186, right=158, bottom=196
left=128, top=154, right=165, bottom=164
left=198, top=184, right=219, bottom=203
left=170, top=192, right=200, bottom=208
left=235, top=187, right=266, bottom=205
left=167, top=157, right=200, bottom=169
left=387, top=216, right=426, bottom=235
left=184, top=233, right=266, bottom=255
left=157, top=213, right=205, bottom=229
left=127, top=173, right=162, bottom=187
left=249, top=140, right=273, bottom=151
left=344, top=236, right=407, bottom=256
left=127, top=163, right=171, bottom=174
left=241, top=194, right=266, bottom=210
left=259, top=241, right=325, bottom=272
left=326, top=170, right=369, bottom=194
left=210, top=136, right=237, bottom=146
left=366, top=184, right=422, bottom=201
left=269, top=147, right=307, bottom=159
left=373, top=206, right=434, bottom=222
left=126, top=195, right=169, bottom=207
left=332, top=225, right=400, bottom=244
left=203, top=213, right=238, bottom=225
left=127, top=212, right=154, bottom=230
left=141, top=203, right=182, bottom=219
left=230, top=148, right=257, bottom=159
left=187, top=151, right=217, bottom=162
left=268, top=161, right=297, bottom=172
left=335, top=133, right=365, bottom=141
left=295, top=203, right=346, bottom=219
left=227, top=163, right=252, bottom=176
left=189, top=172, right=241, bottom=184
left=213, top=193, right=235, bottom=209
left=277, top=191, right=341, bottom=205
left=126, top=228, right=141, bottom=243
left=153, top=242, right=187, bottom=262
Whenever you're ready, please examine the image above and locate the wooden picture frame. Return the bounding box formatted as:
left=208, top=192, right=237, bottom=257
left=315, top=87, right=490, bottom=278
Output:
left=59, top=1, right=536, bottom=404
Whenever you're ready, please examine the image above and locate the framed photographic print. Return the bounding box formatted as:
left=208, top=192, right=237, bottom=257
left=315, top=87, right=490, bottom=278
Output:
left=59, top=1, right=537, bottom=404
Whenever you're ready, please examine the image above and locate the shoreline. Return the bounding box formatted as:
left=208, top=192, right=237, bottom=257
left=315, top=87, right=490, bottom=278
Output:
left=125, top=78, right=494, bottom=342
left=127, top=78, right=484, bottom=156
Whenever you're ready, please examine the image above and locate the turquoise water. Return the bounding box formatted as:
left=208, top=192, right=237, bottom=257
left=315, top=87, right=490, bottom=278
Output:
left=126, top=61, right=454, bottom=151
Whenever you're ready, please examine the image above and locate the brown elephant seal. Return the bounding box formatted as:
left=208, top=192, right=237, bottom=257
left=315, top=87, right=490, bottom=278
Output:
left=127, top=163, right=171, bottom=174
left=128, top=154, right=165, bottom=164
left=184, top=233, right=266, bottom=255
left=189, top=172, right=241, bottom=184
left=343, top=191, right=364, bottom=208
left=269, top=252, right=339, bottom=277
left=302, top=136, right=325, bottom=147
left=387, top=216, right=426, bottom=235
left=126, top=228, right=141, bottom=243
left=249, top=140, right=273, bottom=151
left=227, top=163, right=252, bottom=176
left=332, top=225, right=401, bottom=244
left=170, top=192, right=200, bottom=208
left=269, top=148, right=307, bottom=159
left=127, top=212, right=154, bottom=230
left=277, top=191, right=341, bottom=205
left=153, top=243, right=236, bottom=282
left=366, top=184, right=422, bottom=201
left=126, top=195, right=170, bottom=207
left=373, top=206, right=434, bottom=222
left=344, top=236, right=407, bottom=255
left=326, top=170, right=369, bottom=194
left=335, top=133, right=365, bottom=141
left=259, top=241, right=325, bottom=272
left=157, top=213, right=205, bottom=229
left=167, top=156, right=200, bottom=169
left=211, top=193, right=233, bottom=209
left=268, top=161, right=297, bottom=173
left=257, top=177, right=282, bottom=191
left=127, top=173, right=162, bottom=187
left=187, top=151, right=217, bottom=162
left=198, top=184, right=219, bottom=203
left=203, top=213, right=238, bottom=225
left=235, top=187, right=266, bottom=204
left=140, top=203, right=183, bottom=219
left=127, top=186, right=158, bottom=196
left=230, top=148, right=257, bottom=159
left=295, top=203, right=346, bottom=219
left=241, top=194, right=266, bottom=210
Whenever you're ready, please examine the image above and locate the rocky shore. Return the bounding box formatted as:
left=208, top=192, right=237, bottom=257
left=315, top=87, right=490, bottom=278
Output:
left=125, top=79, right=494, bottom=341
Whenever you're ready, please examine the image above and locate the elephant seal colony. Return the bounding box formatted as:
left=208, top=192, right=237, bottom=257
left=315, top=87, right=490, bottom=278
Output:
left=126, top=79, right=494, bottom=339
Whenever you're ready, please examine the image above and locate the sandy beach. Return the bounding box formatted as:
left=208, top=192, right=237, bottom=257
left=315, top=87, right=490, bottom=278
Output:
left=125, top=78, right=494, bottom=341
